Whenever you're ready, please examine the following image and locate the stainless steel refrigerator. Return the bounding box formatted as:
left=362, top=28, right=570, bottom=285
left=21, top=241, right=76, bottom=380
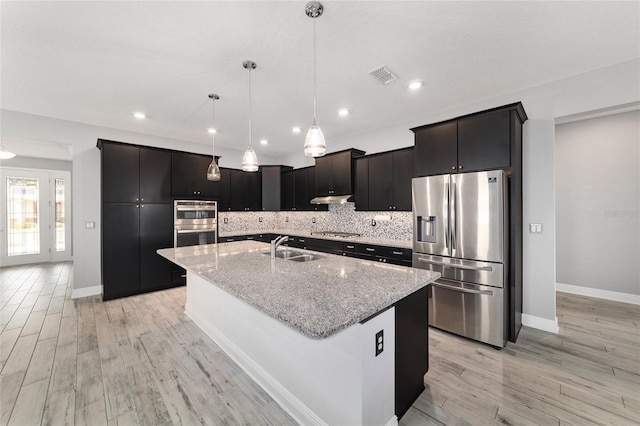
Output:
left=412, top=170, right=508, bottom=347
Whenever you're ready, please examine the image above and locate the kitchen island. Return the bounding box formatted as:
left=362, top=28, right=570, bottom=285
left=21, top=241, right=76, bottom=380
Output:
left=158, top=241, right=439, bottom=425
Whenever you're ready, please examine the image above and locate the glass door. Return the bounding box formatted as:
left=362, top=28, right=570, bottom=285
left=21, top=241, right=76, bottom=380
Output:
left=0, top=168, right=71, bottom=266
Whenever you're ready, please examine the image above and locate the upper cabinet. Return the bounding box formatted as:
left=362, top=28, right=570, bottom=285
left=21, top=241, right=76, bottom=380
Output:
left=282, top=167, right=328, bottom=211
left=413, top=103, right=526, bottom=177
left=171, top=151, right=220, bottom=197
left=314, top=149, right=365, bottom=197
left=100, top=140, right=171, bottom=204
left=354, top=147, right=414, bottom=211
left=261, top=166, right=292, bottom=211
left=223, top=168, right=262, bottom=212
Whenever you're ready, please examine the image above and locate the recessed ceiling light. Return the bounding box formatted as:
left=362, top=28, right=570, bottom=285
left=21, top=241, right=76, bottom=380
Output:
left=338, top=108, right=349, bottom=117
left=407, top=80, right=423, bottom=91
left=260, top=139, right=268, bottom=145
left=133, top=112, right=146, bottom=120
left=207, top=128, right=217, bottom=134
left=292, top=127, right=301, bottom=134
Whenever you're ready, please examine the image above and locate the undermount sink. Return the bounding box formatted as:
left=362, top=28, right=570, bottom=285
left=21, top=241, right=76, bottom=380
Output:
left=263, top=249, right=303, bottom=259
left=286, top=254, right=323, bottom=262
left=262, top=250, right=322, bottom=262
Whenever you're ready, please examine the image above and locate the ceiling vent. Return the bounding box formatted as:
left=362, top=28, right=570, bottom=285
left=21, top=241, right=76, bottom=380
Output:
left=369, top=66, right=398, bottom=85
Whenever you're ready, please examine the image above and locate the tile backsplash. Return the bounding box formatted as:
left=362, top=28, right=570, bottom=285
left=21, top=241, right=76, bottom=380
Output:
left=219, top=203, right=412, bottom=241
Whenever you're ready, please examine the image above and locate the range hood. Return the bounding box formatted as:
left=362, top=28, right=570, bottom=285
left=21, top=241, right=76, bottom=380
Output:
left=310, top=194, right=352, bottom=204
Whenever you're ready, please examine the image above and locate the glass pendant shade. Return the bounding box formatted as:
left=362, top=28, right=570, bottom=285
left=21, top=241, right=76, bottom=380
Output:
left=304, top=121, right=326, bottom=157
left=241, top=147, right=259, bottom=172
left=0, top=147, right=16, bottom=160
left=206, top=160, right=221, bottom=181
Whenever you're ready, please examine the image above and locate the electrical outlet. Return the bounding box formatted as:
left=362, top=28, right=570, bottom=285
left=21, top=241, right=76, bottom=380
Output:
left=285, top=216, right=289, bottom=222
left=224, top=217, right=228, bottom=224
left=259, top=217, right=263, bottom=223
left=312, top=217, right=316, bottom=223
left=371, top=218, right=377, bottom=227
left=375, top=330, right=384, bottom=356
left=529, top=223, right=542, bottom=234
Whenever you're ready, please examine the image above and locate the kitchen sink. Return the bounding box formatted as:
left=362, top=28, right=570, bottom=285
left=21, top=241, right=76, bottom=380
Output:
left=263, top=250, right=303, bottom=259
left=287, top=254, right=323, bottom=262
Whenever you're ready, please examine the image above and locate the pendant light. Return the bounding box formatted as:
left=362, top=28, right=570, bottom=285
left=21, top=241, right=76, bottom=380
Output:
left=206, top=93, right=221, bottom=181
left=0, top=146, right=16, bottom=160
left=304, top=1, right=327, bottom=157
left=241, top=60, right=259, bottom=172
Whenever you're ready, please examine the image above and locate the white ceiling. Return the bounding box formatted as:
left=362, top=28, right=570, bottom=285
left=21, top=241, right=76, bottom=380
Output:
left=2, top=1, right=639, bottom=158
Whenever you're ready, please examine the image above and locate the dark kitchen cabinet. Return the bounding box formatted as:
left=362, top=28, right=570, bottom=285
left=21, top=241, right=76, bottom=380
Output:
left=353, top=157, right=369, bottom=210
left=314, top=149, right=365, bottom=197
left=171, top=151, right=220, bottom=197
left=355, top=148, right=414, bottom=211
left=395, top=286, right=429, bottom=418
left=101, top=142, right=171, bottom=204
left=282, top=167, right=327, bottom=211
left=227, top=168, right=262, bottom=211
left=413, top=122, right=457, bottom=177
left=218, top=168, right=232, bottom=211
left=413, top=104, right=522, bottom=177
left=99, top=139, right=181, bottom=301
left=457, top=110, right=511, bottom=172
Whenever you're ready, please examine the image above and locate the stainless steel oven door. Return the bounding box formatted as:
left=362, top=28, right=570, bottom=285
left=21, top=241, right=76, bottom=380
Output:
left=428, top=279, right=506, bottom=347
left=175, top=228, right=217, bottom=247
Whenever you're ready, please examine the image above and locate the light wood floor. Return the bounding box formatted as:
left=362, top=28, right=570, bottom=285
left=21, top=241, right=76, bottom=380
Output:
left=1, top=262, right=639, bottom=425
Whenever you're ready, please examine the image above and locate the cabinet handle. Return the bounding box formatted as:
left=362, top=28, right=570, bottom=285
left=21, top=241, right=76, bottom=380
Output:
left=458, top=166, right=463, bottom=169
left=451, top=166, right=456, bottom=170
left=141, top=198, right=144, bottom=201
left=392, top=251, right=403, bottom=255
left=346, top=245, right=355, bottom=249
left=365, top=248, right=376, bottom=252
left=140, top=204, right=144, bottom=208
left=135, top=198, right=140, bottom=202
left=136, top=204, right=140, bottom=208
left=299, top=239, right=305, bottom=242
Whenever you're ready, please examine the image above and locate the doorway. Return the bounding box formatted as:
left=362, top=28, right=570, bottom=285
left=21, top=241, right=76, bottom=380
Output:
left=0, top=167, right=72, bottom=266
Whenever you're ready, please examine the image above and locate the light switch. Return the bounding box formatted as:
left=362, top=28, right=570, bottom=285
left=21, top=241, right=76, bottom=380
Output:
left=529, top=223, right=542, bottom=234
left=85, top=221, right=95, bottom=229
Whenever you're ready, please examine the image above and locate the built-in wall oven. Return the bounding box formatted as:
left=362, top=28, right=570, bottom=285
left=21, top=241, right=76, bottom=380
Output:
left=174, top=200, right=218, bottom=247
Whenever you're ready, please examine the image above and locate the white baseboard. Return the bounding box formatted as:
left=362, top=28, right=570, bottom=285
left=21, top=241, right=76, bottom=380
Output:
left=71, top=285, right=102, bottom=299
left=556, top=283, right=640, bottom=305
left=522, top=313, right=559, bottom=334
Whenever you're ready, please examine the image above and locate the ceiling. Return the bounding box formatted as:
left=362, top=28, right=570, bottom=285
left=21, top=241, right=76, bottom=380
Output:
left=2, top=1, right=639, bottom=158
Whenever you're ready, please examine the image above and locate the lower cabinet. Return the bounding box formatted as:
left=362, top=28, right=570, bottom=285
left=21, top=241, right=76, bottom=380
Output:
left=102, top=202, right=178, bottom=300
left=395, top=286, right=429, bottom=418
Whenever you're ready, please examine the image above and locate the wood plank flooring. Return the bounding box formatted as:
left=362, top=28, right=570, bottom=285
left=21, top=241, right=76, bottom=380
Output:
left=1, top=262, right=639, bottom=425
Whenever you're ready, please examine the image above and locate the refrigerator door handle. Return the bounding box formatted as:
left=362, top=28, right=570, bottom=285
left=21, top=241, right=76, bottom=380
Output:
left=444, top=182, right=449, bottom=249
left=431, top=281, right=494, bottom=296
left=450, top=182, right=456, bottom=251
left=415, top=257, right=493, bottom=272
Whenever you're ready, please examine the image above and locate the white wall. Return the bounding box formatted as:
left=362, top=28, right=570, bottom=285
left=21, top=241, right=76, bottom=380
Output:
left=555, top=110, right=640, bottom=297
left=0, top=156, right=72, bottom=171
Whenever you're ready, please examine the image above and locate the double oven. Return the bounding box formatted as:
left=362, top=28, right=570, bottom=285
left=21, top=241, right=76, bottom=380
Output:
left=174, top=200, right=218, bottom=247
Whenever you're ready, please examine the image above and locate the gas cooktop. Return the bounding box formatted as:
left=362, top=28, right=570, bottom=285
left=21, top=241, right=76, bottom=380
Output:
left=310, top=231, right=361, bottom=238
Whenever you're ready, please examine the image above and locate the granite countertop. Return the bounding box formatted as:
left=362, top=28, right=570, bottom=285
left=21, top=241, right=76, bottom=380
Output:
left=219, top=229, right=412, bottom=250
left=158, top=241, right=438, bottom=339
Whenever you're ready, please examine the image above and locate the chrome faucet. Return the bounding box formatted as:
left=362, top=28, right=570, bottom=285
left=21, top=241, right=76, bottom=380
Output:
left=270, top=235, right=289, bottom=259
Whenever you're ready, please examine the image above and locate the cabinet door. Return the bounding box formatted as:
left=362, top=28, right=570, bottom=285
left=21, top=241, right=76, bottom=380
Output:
left=354, top=158, right=369, bottom=211
left=414, top=122, right=457, bottom=177
left=246, top=171, right=262, bottom=211
left=229, top=169, right=247, bottom=211
left=368, top=154, right=394, bottom=210
left=393, top=148, right=414, bottom=211
left=282, top=171, right=295, bottom=210
left=330, top=151, right=353, bottom=195
left=196, top=155, right=220, bottom=198
left=457, top=110, right=510, bottom=172
left=314, top=155, right=333, bottom=196
left=171, top=152, right=197, bottom=195
left=102, top=143, right=140, bottom=203
left=306, top=167, right=327, bottom=211
left=294, top=169, right=308, bottom=210
left=139, top=203, right=174, bottom=290
left=218, top=168, right=232, bottom=211
left=102, top=203, right=140, bottom=300
left=140, top=147, right=171, bottom=203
